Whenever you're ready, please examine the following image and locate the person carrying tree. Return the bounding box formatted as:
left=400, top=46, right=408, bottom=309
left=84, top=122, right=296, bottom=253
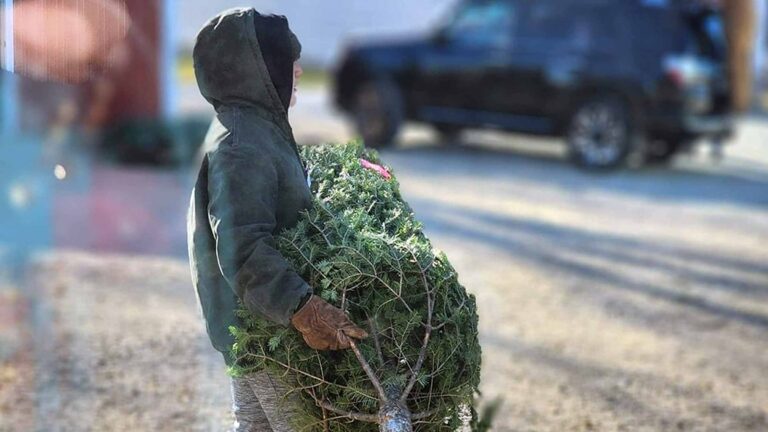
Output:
left=187, top=8, right=368, bottom=432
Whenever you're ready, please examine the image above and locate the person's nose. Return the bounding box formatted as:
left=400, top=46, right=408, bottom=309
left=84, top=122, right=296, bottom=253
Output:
left=296, top=65, right=303, bottom=78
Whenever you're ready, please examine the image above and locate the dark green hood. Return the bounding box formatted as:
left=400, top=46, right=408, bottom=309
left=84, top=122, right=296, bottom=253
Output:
left=193, top=8, right=301, bottom=118
left=189, top=8, right=313, bottom=364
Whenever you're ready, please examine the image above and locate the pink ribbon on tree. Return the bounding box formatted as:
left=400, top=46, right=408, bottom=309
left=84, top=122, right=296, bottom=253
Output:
left=359, top=158, right=392, bottom=180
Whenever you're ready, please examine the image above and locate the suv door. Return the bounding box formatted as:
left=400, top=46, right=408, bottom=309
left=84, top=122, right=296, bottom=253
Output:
left=415, top=0, right=518, bottom=122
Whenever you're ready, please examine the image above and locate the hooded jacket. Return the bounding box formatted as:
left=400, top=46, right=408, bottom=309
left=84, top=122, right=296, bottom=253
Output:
left=187, top=8, right=312, bottom=363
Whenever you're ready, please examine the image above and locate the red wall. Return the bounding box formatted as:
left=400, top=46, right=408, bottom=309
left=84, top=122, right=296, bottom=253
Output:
left=14, top=0, right=163, bottom=130
left=106, top=0, right=162, bottom=123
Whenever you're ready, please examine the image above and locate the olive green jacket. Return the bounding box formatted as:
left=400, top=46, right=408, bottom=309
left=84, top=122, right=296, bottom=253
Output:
left=187, top=8, right=312, bottom=363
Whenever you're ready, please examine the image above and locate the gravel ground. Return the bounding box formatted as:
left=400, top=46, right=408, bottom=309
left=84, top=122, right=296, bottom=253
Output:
left=1, top=254, right=231, bottom=432
left=2, top=88, right=767, bottom=431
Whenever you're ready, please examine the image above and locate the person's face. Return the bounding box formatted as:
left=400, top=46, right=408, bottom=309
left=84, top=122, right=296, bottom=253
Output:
left=290, top=61, right=302, bottom=108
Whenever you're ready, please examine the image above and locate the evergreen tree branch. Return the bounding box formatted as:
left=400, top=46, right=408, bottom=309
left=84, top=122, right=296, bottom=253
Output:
left=285, top=235, right=323, bottom=276
left=331, top=247, right=415, bottom=314
left=412, top=408, right=440, bottom=420
left=347, top=338, right=388, bottom=401
left=316, top=400, right=379, bottom=423
left=368, top=316, right=386, bottom=367
left=426, top=342, right=463, bottom=379
left=307, top=217, right=333, bottom=248
left=237, top=352, right=378, bottom=402
left=401, top=250, right=436, bottom=402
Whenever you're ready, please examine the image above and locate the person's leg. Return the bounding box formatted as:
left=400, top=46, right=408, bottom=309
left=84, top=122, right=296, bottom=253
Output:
left=246, top=371, right=298, bottom=432
left=231, top=375, right=274, bottom=432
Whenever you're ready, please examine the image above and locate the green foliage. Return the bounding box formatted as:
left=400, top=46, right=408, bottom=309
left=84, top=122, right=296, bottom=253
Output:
left=472, top=398, right=502, bottom=432
left=230, top=140, right=482, bottom=431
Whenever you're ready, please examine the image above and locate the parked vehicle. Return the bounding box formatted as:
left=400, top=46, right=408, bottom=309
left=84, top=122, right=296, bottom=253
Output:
left=334, top=0, right=733, bottom=168
left=99, top=116, right=210, bottom=166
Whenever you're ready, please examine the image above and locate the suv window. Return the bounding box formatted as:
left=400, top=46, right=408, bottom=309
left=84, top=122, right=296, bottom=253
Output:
left=443, top=1, right=517, bottom=48
left=517, top=3, right=615, bottom=53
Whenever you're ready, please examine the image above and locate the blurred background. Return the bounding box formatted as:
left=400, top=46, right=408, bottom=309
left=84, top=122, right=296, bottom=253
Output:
left=1, top=0, right=767, bottom=430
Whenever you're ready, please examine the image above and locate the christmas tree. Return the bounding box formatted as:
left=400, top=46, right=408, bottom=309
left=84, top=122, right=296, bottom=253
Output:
left=230, top=141, right=484, bottom=431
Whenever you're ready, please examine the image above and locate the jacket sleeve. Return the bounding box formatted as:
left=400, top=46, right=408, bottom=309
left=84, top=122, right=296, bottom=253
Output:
left=207, top=141, right=311, bottom=326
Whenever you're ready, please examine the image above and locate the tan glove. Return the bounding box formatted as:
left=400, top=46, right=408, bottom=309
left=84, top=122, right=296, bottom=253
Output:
left=290, top=295, right=368, bottom=350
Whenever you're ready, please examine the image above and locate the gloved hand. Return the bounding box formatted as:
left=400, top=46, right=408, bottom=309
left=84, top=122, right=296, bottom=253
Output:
left=290, top=295, right=368, bottom=350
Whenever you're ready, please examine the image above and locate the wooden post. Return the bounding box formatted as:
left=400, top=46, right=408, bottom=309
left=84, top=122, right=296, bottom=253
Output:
left=722, top=0, right=758, bottom=111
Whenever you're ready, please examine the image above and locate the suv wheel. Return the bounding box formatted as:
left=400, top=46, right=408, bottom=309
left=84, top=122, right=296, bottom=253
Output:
left=353, top=80, right=403, bottom=148
left=567, top=97, right=633, bottom=169
left=433, top=123, right=463, bottom=145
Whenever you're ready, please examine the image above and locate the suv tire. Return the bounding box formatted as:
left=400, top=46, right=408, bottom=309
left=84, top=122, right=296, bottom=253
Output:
left=353, top=80, right=403, bottom=148
left=567, top=97, right=634, bottom=169
left=433, top=123, right=463, bottom=145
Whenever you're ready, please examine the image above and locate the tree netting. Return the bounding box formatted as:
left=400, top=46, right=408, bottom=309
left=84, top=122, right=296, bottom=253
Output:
left=230, top=141, right=483, bottom=431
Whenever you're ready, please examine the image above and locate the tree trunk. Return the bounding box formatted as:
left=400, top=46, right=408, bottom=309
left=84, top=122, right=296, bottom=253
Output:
left=378, top=398, right=413, bottom=432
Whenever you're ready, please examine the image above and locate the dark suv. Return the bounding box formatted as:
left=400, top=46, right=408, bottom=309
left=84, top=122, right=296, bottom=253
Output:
left=333, top=0, right=732, bottom=168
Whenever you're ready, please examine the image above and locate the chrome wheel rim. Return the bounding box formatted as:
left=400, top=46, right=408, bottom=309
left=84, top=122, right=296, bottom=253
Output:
left=570, top=103, right=627, bottom=166
left=356, top=86, right=386, bottom=139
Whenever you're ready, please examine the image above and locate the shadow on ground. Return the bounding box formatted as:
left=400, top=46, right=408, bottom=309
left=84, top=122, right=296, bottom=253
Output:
left=410, top=196, right=768, bottom=330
